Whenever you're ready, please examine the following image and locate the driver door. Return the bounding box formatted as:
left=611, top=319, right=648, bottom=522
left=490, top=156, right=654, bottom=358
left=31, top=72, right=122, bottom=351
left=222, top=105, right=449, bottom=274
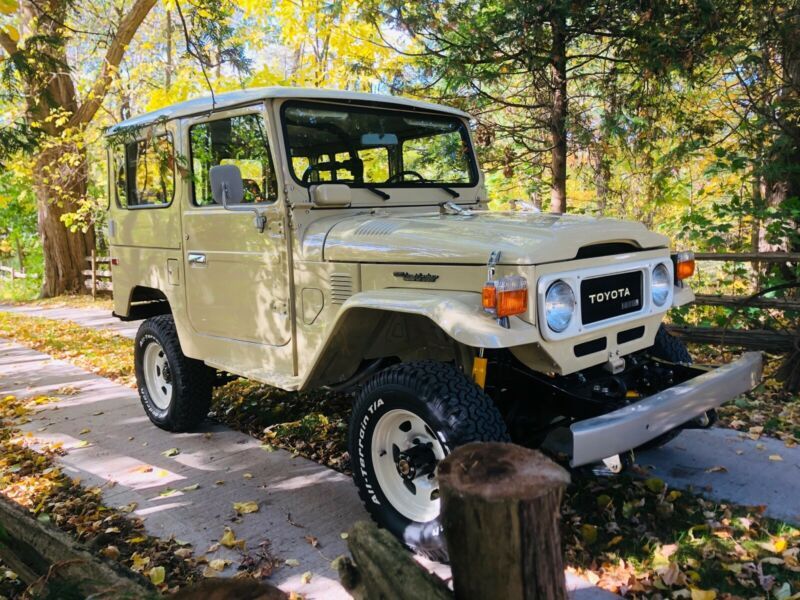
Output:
left=181, top=105, right=291, bottom=348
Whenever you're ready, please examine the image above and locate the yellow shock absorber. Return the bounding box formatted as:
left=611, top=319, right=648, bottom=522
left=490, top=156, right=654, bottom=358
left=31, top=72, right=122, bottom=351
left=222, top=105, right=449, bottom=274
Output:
left=472, top=355, right=488, bottom=389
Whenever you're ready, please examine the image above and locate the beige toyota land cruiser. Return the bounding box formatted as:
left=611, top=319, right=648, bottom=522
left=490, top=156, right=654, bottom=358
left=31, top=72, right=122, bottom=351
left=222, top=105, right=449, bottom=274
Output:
left=105, top=87, right=762, bottom=558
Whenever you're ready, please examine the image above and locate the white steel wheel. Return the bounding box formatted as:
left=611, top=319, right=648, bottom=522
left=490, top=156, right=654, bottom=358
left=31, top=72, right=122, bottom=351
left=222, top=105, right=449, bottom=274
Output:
left=371, top=409, right=447, bottom=523
left=142, top=341, right=173, bottom=410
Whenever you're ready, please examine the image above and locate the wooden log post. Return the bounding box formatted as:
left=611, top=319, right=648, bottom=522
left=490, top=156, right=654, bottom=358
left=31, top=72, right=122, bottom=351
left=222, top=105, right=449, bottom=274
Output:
left=438, top=442, right=571, bottom=600
left=91, top=249, right=97, bottom=300
left=338, top=521, right=453, bottom=600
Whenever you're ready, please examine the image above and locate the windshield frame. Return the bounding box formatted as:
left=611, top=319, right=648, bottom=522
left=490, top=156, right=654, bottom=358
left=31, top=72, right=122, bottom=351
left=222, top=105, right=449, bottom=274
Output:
left=279, top=99, right=479, bottom=190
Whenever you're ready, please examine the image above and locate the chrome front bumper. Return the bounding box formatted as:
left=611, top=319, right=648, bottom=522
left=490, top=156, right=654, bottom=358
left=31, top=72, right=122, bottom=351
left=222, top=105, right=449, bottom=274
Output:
left=569, top=352, right=763, bottom=467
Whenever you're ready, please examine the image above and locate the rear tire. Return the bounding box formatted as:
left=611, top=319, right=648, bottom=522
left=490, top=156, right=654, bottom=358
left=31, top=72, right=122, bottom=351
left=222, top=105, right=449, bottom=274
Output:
left=135, top=315, right=213, bottom=432
left=349, top=360, right=509, bottom=561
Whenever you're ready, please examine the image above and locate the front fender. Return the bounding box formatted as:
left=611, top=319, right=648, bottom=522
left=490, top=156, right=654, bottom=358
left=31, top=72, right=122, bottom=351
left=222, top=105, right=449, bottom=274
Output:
left=340, top=289, right=540, bottom=348
left=299, top=289, right=540, bottom=390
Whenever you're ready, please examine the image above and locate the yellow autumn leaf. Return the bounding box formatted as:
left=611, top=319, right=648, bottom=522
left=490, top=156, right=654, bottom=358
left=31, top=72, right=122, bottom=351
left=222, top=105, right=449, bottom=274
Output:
left=148, top=566, right=165, bottom=585
left=219, top=526, right=245, bottom=550
left=233, top=501, right=259, bottom=514
left=690, top=589, right=716, bottom=600
left=3, top=25, right=19, bottom=42
left=130, top=552, right=150, bottom=572
left=580, top=524, right=598, bottom=545
left=0, top=0, right=18, bottom=15
left=208, top=558, right=229, bottom=571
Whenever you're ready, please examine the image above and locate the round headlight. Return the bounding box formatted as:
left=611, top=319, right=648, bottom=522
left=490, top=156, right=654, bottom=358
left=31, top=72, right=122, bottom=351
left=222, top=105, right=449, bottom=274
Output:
left=545, top=280, right=575, bottom=333
left=652, top=263, right=671, bottom=306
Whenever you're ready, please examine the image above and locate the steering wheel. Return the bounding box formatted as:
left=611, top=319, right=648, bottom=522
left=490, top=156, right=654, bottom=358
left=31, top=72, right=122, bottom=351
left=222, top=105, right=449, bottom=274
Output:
left=386, top=170, right=426, bottom=183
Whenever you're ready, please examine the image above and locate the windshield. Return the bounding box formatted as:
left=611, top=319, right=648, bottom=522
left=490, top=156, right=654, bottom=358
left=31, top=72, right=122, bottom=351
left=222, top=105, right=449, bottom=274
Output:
left=281, top=101, right=477, bottom=188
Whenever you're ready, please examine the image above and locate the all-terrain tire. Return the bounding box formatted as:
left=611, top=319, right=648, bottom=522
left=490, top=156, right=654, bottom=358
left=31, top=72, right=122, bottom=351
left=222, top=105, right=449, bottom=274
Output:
left=134, top=315, right=214, bottom=432
left=349, top=360, right=510, bottom=561
left=650, top=324, right=692, bottom=363
left=638, top=324, right=693, bottom=451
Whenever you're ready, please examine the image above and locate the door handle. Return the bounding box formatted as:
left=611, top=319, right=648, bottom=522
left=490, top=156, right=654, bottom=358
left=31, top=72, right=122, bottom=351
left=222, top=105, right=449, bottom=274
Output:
left=187, top=252, right=207, bottom=265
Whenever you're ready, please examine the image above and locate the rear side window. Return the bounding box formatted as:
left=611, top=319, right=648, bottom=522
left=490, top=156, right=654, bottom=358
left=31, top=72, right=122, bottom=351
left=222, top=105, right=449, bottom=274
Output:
left=189, top=112, right=278, bottom=206
left=115, top=135, right=175, bottom=208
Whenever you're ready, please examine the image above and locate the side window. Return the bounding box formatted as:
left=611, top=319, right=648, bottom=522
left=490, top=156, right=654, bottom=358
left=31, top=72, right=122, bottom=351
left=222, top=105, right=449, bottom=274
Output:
left=190, top=112, right=278, bottom=206
left=115, top=135, right=175, bottom=208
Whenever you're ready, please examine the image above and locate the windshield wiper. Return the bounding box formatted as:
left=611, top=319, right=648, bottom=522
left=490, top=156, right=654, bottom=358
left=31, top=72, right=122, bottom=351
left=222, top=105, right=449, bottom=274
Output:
left=439, top=185, right=460, bottom=198
left=363, top=185, right=390, bottom=200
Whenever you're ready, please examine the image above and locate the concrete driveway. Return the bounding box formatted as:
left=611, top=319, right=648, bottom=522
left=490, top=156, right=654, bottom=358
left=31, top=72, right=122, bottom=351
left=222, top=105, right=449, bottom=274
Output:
left=0, top=306, right=614, bottom=599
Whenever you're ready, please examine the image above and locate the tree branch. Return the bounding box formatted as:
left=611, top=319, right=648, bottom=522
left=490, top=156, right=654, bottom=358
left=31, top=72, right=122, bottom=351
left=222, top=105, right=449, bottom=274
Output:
left=69, top=0, right=156, bottom=126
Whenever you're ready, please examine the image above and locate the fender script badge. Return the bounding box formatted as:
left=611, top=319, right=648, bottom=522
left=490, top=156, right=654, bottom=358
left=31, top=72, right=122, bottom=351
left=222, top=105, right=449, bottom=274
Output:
left=393, top=271, right=440, bottom=283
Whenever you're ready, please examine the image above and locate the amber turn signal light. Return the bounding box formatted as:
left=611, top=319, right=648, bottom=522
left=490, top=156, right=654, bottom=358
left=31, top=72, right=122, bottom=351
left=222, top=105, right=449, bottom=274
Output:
left=482, top=282, right=497, bottom=311
left=673, top=251, right=695, bottom=281
left=496, top=288, right=528, bottom=317
left=483, top=274, right=528, bottom=318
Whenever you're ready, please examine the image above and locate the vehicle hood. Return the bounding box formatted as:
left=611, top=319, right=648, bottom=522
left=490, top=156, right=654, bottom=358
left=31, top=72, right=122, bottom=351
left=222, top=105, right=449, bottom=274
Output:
left=317, top=210, right=669, bottom=265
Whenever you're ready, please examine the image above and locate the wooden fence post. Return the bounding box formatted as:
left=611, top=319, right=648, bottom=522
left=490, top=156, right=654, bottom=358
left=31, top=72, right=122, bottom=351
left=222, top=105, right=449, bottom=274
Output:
left=438, top=442, right=571, bottom=600
left=91, top=249, right=97, bottom=300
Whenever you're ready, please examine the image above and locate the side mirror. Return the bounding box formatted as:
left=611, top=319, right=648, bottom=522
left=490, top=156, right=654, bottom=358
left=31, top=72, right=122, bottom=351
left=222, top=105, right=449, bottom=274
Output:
left=210, top=164, right=244, bottom=207
left=311, top=183, right=352, bottom=207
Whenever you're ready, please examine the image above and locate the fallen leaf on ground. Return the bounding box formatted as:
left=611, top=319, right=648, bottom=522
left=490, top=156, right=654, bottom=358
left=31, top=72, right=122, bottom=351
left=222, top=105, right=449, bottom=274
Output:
left=220, top=527, right=245, bottom=550
left=148, top=566, right=166, bottom=585
left=705, top=465, right=727, bottom=473
left=769, top=454, right=783, bottom=461
left=181, top=483, right=200, bottom=492
left=233, top=501, right=259, bottom=514
left=301, top=571, right=312, bottom=584
left=208, top=559, right=230, bottom=571
left=161, top=447, right=180, bottom=457
left=285, top=558, right=300, bottom=567
left=78, top=428, right=90, bottom=435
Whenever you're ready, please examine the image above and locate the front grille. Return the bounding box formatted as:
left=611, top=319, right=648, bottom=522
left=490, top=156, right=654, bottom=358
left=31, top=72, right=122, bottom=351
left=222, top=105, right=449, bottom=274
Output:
left=580, top=270, right=643, bottom=325
left=574, top=337, right=607, bottom=357
left=617, top=325, right=645, bottom=344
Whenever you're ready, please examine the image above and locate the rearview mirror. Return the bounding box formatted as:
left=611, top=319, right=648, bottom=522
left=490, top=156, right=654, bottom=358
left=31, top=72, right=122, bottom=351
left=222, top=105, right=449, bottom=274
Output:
left=360, top=133, right=398, bottom=147
left=210, top=164, right=244, bottom=206
left=311, top=184, right=352, bottom=207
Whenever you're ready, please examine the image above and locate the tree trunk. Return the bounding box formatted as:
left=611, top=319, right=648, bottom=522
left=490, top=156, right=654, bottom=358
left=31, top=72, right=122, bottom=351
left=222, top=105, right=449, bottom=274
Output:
left=34, top=145, right=95, bottom=297
left=438, top=443, right=571, bottom=600
left=549, top=11, right=568, bottom=214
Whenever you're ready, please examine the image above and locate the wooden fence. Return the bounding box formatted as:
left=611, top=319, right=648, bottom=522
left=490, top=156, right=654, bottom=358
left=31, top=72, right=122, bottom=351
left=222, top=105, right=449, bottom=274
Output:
left=84, top=251, right=113, bottom=298
left=0, top=265, right=37, bottom=282
left=666, top=251, right=799, bottom=350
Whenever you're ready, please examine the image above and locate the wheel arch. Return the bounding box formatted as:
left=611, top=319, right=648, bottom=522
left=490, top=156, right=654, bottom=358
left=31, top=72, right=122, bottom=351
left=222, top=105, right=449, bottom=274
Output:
left=115, top=285, right=172, bottom=321
left=300, top=290, right=539, bottom=389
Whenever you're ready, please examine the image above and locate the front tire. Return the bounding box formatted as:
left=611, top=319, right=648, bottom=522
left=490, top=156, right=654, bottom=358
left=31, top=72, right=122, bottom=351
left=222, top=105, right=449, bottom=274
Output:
left=135, top=315, right=213, bottom=432
left=349, top=360, right=509, bottom=561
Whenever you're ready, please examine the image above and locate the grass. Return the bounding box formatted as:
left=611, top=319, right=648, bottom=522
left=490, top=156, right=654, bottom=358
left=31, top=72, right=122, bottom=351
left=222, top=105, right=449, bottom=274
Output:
left=0, top=312, right=134, bottom=385
left=0, top=278, right=40, bottom=303
left=0, top=309, right=799, bottom=597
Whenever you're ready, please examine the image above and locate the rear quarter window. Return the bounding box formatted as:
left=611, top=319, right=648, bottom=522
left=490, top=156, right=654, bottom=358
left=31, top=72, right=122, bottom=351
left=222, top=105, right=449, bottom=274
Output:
left=113, top=134, right=175, bottom=208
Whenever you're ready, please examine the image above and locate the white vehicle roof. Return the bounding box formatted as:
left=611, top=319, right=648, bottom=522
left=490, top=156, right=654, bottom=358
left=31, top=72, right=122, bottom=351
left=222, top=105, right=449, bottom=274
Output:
left=106, top=87, right=471, bottom=136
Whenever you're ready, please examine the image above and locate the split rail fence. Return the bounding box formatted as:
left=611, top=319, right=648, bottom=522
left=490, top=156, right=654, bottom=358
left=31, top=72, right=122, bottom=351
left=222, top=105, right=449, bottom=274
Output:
left=0, top=265, right=37, bottom=282
left=666, top=251, right=800, bottom=352
left=84, top=251, right=113, bottom=298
